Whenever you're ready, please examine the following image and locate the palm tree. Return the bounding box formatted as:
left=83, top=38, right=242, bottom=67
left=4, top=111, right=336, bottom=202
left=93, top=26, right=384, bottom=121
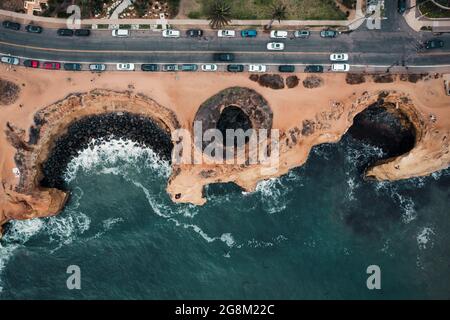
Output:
left=266, top=2, right=287, bottom=30
left=207, top=0, right=232, bottom=29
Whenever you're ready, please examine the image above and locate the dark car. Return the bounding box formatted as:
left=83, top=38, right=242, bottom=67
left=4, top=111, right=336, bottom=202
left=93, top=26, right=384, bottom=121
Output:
left=63, top=63, right=82, bottom=71
left=186, top=29, right=203, bottom=37
left=23, top=60, right=40, bottom=68
left=279, top=65, right=295, bottom=73
left=57, top=28, right=74, bottom=36
left=181, top=64, right=198, bottom=71
left=398, top=0, right=407, bottom=15
left=141, top=64, right=159, bottom=72
left=74, top=29, right=91, bottom=36
left=227, top=64, right=244, bottom=72
left=320, top=29, right=337, bottom=38
left=25, top=25, right=43, bottom=33
left=214, top=53, right=235, bottom=62
left=162, top=64, right=179, bottom=72
left=304, top=65, right=324, bottom=73
left=241, top=29, right=257, bottom=37
left=425, top=39, right=444, bottom=49
left=2, top=21, right=21, bottom=31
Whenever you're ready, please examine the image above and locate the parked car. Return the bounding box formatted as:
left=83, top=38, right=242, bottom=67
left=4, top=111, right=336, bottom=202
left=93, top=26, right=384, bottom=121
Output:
left=241, top=29, right=257, bottom=37
left=57, top=28, right=74, bottom=36
left=227, top=64, right=244, bottom=72
left=249, top=65, right=267, bottom=73
left=181, top=64, right=198, bottom=71
left=330, top=53, right=349, bottom=61
left=320, top=29, right=337, bottom=38
left=162, top=64, right=179, bottom=72
left=304, top=65, right=324, bottom=73
left=75, top=29, right=91, bottom=36
left=162, top=29, right=181, bottom=38
left=294, top=30, right=310, bottom=38
left=24, top=60, right=40, bottom=68
left=116, top=63, right=135, bottom=71
left=331, top=63, right=350, bottom=72
left=186, top=29, right=203, bottom=37
left=141, top=64, right=159, bottom=72
left=2, top=21, right=20, bottom=31
left=201, top=64, right=218, bottom=72
left=398, top=0, right=407, bottom=14
left=270, top=30, right=288, bottom=39
left=218, top=30, right=236, bottom=38
left=64, top=63, right=82, bottom=71
left=213, top=53, right=235, bottom=62
left=267, top=42, right=285, bottom=51
left=1, top=56, right=19, bottom=65
left=279, top=65, right=295, bottom=73
left=43, top=62, right=61, bottom=70
left=425, top=39, right=444, bottom=49
left=89, top=64, right=106, bottom=71
left=112, top=29, right=129, bottom=37
left=25, top=25, right=43, bottom=33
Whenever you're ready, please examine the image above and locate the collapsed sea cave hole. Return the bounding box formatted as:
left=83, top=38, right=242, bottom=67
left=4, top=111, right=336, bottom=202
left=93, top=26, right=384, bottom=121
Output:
left=194, top=87, right=273, bottom=154
left=40, top=112, right=173, bottom=190
left=347, top=100, right=417, bottom=172
left=216, top=105, right=253, bottom=148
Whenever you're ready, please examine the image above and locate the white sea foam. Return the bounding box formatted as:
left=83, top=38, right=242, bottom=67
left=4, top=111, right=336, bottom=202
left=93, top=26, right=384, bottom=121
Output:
left=0, top=219, right=44, bottom=294
left=64, top=138, right=170, bottom=182
left=254, top=177, right=288, bottom=214
left=44, top=211, right=91, bottom=249
left=417, top=227, right=435, bottom=250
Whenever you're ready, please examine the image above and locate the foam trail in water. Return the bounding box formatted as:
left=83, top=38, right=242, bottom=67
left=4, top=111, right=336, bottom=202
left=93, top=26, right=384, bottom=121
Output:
left=0, top=219, right=44, bottom=294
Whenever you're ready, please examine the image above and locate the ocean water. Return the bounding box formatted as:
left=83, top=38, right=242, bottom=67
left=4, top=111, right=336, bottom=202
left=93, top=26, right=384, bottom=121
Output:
left=0, top=135, right=449, bottom=299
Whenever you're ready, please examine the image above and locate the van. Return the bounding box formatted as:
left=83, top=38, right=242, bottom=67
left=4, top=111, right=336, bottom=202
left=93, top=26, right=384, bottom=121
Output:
left=112, top=29, right=130, bottom=37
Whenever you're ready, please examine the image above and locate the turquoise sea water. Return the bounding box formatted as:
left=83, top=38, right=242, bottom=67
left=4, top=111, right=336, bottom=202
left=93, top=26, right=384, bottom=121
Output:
left=0, top=135, right=449, bottom=299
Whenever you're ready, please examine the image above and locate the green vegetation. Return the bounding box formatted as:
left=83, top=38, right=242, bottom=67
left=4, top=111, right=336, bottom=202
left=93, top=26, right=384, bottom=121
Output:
left=41, top=0, right=181, bottom=19
left=339, top=0, right=357, bottom=9
left=207, top=0, right=232, bottom=28
left=192, top=0, right=348, bottom=20
left=418, top=0, right=450, bottom=18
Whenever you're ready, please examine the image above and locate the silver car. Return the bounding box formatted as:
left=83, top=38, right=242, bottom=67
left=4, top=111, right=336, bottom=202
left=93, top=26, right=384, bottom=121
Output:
left=89, top=64, right=106, bottom=71
left=1, top=56, right=19, bottom=65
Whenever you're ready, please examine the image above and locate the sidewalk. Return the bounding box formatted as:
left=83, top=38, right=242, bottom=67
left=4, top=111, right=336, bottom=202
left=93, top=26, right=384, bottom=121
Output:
left=0, top=0, right=366, bottom=30
left=404, top=0, right=450, bottom=32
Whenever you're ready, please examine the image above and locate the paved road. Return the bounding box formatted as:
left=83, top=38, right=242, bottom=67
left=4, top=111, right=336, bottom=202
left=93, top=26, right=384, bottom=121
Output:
left=0, top=6, right=450, bottom=69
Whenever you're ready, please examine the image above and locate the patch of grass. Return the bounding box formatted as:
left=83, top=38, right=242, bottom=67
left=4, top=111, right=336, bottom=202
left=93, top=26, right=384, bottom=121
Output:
left=418, top=0, right=450, bottom=18
left=192, top=0, right=347, bottom=20
left=188, top=10, right=202, bottom=19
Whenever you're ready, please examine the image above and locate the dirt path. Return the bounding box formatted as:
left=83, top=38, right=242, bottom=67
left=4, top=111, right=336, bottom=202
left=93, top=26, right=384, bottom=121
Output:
left=175, top=0, right=201, bottom=19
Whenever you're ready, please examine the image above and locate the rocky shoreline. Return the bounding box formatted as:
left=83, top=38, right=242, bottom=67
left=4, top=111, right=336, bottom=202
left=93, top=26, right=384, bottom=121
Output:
left=41, top=112, right=173, bottom=190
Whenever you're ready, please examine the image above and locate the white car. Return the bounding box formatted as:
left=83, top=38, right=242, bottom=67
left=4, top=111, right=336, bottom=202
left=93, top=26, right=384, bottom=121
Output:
left=116, top=63, right=135, bottom=71
left=270, top=30, right=288, bottom=39
left=248, top=64, right=267, bottom=73
left=1, top=56, right=19, bottom=65
left=218, top=30, right=236, bottom=38
left=330, top=53, right=349, bottom=62
left=201, top=64, right=218, bottom=72
left=267, top=42, right=285, bottom=51
left=331, top=63, right=350, bottom=72
left=112, top=29, right=129, bottom=37
left=162, top=29, right=181, bottom=38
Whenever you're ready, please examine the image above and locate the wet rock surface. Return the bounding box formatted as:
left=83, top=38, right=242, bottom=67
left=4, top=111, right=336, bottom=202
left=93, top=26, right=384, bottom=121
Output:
left=40, top=112, right=173, bottom=190
left=349, top=101, right=416, bottom=159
